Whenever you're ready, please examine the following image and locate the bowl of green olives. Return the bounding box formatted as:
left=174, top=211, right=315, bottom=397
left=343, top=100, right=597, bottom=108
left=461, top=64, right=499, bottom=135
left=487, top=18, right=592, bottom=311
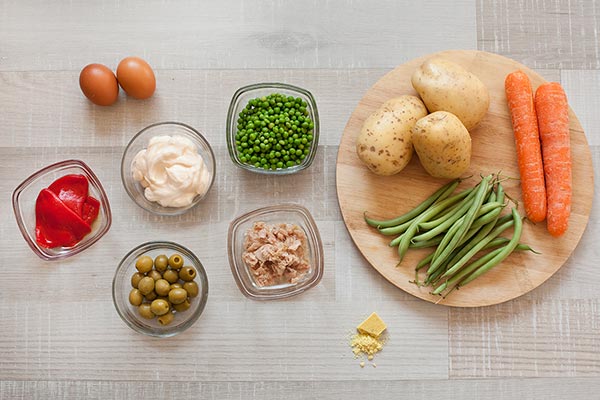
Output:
left=112, top=241, right=208, bottom=337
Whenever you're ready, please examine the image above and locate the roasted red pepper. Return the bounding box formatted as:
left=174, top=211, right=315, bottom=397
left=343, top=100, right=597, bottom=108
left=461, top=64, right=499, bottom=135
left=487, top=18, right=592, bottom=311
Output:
left=35, top=174, right=101, bottom=248
left=48, top=174, right=89, bottom=216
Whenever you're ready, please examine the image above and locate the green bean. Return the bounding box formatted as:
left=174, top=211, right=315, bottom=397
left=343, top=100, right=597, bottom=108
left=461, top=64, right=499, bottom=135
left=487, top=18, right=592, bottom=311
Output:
left=428, top=176, right=491, bottom=273
left=441, top=215, right=515, bottom=278
left=416, top=252, right=435, bottom=270
left=411, top=189, right=479, bottom=243
left=378, top=218, right=414, bottom=236
left=459, top=208, right=523, bottom=286
left=415, top=201, right=504, bottom=241
left=409, top=236, right=443, bottom=248
left=389, top=187, right=475, bottom=249
left=364, top=179, right=459, bottom=228
left=417, top=201, right=464, bottom=231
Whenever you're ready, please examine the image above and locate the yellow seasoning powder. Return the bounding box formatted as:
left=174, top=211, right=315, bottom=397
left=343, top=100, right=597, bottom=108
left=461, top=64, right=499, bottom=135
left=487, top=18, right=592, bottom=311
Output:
left=350, top=312, right=387, bottom=364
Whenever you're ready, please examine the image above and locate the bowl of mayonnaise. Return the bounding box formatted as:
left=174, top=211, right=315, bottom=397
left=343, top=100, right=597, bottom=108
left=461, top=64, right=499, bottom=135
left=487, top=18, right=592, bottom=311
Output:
left=121, top=122, right=216, bottom=216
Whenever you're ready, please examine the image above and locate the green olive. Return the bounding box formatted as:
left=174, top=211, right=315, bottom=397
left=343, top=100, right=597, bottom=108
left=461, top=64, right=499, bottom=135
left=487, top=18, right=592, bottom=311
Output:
left=131, top=272, right=145, bottom=288
left=158, top=311, right=174, bottom=326
left=163, top=269, right=179, bottom=284
left=170, top=283, right=183, bottom=290
left=168, top=288, right=188, bottom=305
left=157, top=296, right=172, bottom=306
left=173, top=299, right=191, bottom=312
left=137, top=276, right=155, bottom=295
left=135, top=255, right=154, bottom=273
left=179, top=266, right=197, bottom=282
left=168, top=254, right=184, bottom=270
left=150, top=299, right=170, bottom=316
left=154, top=254, right=169, bottom=272
left=144, top=291, right=157, bottom=301
left=128, top=288, right=143, bottom=306
left=138, top=303, right=155, bottom=319
left=147, top=270, right=162, bottom=281
left=155, top=279, right=171, bottom=296
left=183, top=281, right=199, bottom=298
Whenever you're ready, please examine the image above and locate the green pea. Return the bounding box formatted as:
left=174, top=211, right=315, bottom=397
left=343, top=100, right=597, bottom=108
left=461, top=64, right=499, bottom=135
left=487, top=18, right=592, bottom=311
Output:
left=235, top=92, right=315, bottom=170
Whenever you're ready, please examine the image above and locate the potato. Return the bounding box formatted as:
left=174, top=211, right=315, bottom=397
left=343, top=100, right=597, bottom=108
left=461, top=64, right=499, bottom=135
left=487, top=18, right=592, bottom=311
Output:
left=411, top=58, right=489, bottom=130
left=411, top=111, right=471, bottom=179
left=356, top=95, right=428, bottom=176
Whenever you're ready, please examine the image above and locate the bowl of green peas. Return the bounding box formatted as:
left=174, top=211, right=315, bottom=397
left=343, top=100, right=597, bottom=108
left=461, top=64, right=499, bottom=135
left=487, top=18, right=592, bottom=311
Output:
left=226, top=83, right=320, bottom=174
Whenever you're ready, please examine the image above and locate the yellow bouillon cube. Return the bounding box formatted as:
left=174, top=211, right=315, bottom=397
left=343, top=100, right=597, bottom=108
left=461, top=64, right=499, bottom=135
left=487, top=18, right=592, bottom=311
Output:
left=357, top=312, right=387, bottom=338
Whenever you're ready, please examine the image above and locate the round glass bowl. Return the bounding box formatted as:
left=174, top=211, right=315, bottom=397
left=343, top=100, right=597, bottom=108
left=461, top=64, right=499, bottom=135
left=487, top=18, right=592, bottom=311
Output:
left=121, top=122, right=216, bottom=216
left=226, top=82, right=320, bottom=175
left=227, top=204, right=324, bottom=300
left=112, top=241, right=209, bottom=338
left=12, top=159, right=112, bottom=261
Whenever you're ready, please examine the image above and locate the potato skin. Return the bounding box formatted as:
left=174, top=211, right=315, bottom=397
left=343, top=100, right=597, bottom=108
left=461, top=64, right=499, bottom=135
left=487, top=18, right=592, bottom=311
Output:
left=411, top=111, right=471, bottom=179
left=411, top=58, right=489, bottom=131
left=356, top=95, right=427, bottom=176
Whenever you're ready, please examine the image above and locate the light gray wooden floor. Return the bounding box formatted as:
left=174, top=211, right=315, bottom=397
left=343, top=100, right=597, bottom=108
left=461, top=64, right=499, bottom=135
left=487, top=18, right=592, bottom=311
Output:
left=1, top=1, right=598, bottom=399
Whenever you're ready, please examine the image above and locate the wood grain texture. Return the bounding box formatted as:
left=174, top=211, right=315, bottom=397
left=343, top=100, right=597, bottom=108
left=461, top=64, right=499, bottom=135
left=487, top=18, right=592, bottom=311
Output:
left=477, top=0, right=600, bottom=69
left=0, top=0, right=475, bottom=71
left=3, top=378, right=600, bottom=400
left=1, top=0, right=600, bottom=396
left=336, top=50, right=594, bottom=307
left=449, top=299, right=600, bottom=377
left=0, top=69, right=385, bottom=148
left=0, top=146, right=448, bottom=382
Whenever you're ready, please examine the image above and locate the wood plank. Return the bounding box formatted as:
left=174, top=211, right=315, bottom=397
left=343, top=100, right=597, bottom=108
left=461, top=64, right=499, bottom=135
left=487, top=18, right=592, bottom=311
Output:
left=0, top=0, right=475, bottom=72
left=449, top=299, right=600, bottom=377
left=0, top=69, right=385, bottom=148
left=3, top=378, right=600, bottom=400
left=477, top=0, right=600, bottom=69
left=562, top=70, right=600, bottom=146
left=0, top=300, right=447, bottom=381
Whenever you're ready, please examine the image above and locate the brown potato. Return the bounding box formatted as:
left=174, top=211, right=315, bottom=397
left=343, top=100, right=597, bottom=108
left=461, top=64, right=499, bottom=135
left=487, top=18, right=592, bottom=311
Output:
left=411, top=111, right=471, bottom=179
left=411, top=58, right=489, bottom=130
left=356, top=95, right=427, bottom=176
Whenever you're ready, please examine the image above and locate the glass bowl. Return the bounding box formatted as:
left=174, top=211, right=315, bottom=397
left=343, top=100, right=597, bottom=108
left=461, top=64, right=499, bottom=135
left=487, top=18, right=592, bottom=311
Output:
left=226, top=83, right=320, bottom=175
left=121, top=122, right=216, bottom=216
left=12, top=159, right=112, bottom=261
left=227, top=203, right=324, bottom=300
left=112, top=241, right=209, bottom=338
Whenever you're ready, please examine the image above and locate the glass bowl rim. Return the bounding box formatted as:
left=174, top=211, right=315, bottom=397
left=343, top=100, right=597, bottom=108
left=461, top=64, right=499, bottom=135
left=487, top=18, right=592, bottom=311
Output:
left=226, top=82, right=320, bottom=175
left=112, top=240, right=209, bottom=338
left=120, top=121, right=217, bottom=216
left=227, top=203, right=324, bottom=300
left=11, top=158, right=112, bottom=261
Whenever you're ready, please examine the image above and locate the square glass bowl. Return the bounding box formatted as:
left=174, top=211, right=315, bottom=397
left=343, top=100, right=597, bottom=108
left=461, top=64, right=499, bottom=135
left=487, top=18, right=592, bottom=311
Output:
left=121, top=121, right=216, bottom=216
left=12, top=159, right=112, bottom=261
left=112, top=241, right=208, bottom=338
left=227, top=204, right=324, bottom=300
left=226, top=83, right=320, bottom=175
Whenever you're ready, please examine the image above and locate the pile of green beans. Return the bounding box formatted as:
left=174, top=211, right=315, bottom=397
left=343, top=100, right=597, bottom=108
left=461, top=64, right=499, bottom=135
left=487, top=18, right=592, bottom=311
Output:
left=364, top=176, right=537, bottom=297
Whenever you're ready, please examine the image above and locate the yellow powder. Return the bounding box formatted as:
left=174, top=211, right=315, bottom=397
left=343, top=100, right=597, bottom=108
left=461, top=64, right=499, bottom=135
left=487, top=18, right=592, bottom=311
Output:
left=350, top=312, right=388, bottom=366
left=351, top=332, right=384, bottom=357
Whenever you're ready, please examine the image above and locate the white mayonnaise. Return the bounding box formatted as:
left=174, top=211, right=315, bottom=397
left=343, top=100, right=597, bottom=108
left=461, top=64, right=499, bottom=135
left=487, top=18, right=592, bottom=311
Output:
left=131, top=135, right=211, bottom=208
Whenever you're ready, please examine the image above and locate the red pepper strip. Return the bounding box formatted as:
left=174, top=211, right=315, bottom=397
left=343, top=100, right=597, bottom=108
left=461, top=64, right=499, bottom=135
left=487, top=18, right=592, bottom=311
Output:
left=81, top=196, right=100, bottom=225
left=48, top=174, right=89, bottom=217
left=35, top=189, right=91, bottom=248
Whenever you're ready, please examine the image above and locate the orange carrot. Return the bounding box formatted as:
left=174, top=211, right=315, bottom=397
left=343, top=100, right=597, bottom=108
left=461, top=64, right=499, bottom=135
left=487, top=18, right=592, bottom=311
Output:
left=535, top=82, right=571, bottom=237
left=505, top=70, right=547, bottom=223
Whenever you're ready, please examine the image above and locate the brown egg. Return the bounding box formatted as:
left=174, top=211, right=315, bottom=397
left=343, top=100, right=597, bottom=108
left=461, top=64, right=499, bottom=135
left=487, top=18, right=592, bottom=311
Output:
left=116, top=57, right=156, bottom=99
left=79, top=64, right=119, bottom=106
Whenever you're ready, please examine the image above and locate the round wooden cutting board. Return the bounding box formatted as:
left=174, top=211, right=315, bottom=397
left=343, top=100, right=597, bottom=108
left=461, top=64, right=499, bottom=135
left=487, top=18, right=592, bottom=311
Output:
left=336, top=50, right=594, bottom=307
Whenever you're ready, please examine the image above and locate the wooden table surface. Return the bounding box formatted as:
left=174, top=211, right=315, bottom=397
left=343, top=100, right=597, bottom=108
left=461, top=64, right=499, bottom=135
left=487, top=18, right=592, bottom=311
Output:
left=1, top=1, right=598, bottom=399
